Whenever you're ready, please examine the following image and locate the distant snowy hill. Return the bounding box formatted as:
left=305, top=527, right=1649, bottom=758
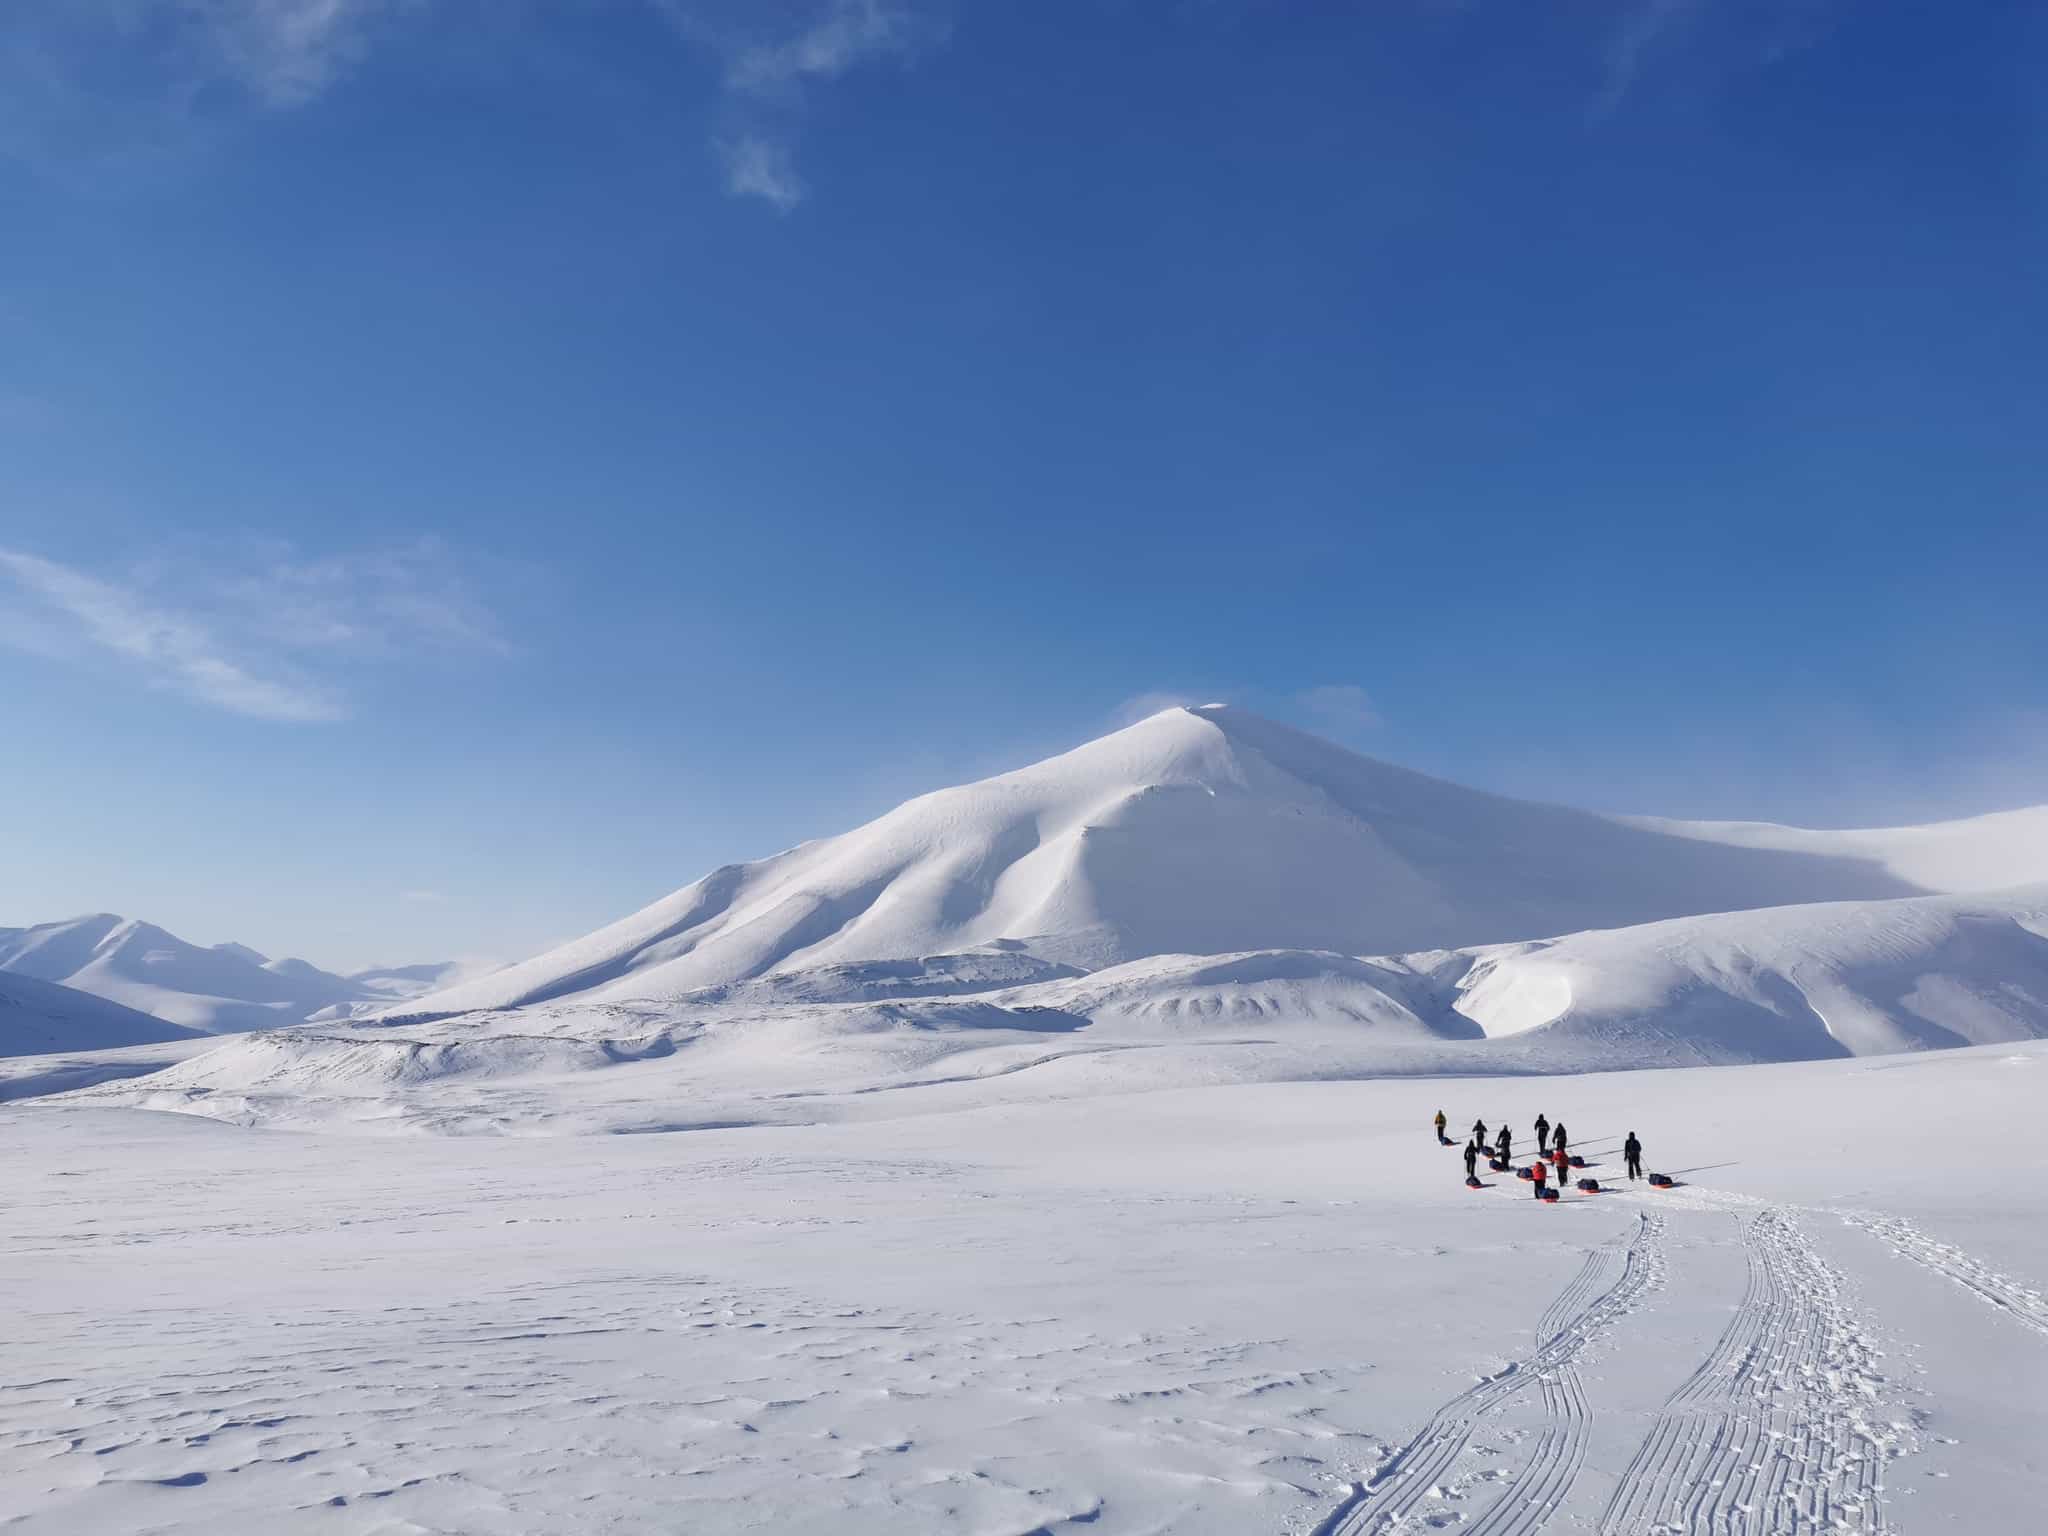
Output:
left=395, top=705, right=2044, bottom=1020
left=0, top=970, right=206, bottom=1056
left=1030, top=885, right=2048, bottom=1064
left=0, top=914, right=482, bottom=1042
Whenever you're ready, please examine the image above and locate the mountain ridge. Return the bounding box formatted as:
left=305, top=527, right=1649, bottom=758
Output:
left=0, top=914, right=483, bottom=1046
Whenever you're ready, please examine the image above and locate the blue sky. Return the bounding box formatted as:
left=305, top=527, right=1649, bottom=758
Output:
left=2, top=0, right=2043, bottom=969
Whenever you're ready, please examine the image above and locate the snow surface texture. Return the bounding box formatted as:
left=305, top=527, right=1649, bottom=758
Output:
left=0, top=914, right=487, bottom=1050
left=391, top=706, right=2047, bottom=1021
left=6, top=1045, right=2045, bottom=1534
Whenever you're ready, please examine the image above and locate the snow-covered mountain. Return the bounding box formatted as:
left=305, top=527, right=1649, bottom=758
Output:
left=394, top=705, right=2045, bottom=1020
left=0, top=970, right=207, bottom=1056
left=30, top=705, right=2048, bottom=1121
left=0, top=914, right=481, bottom=1041
left=85, top=884, right=2048, bottom=1134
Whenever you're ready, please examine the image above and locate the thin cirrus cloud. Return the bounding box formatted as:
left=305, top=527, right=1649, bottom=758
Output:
left=0, top=539, right=505, bottom=723
left=716, top=134, right=806, bottom=212
left=721, top=0, right=928, bottom=93
left=1589, top=0, right=1842, bottom=118
left=685, top=0, right=944, bottom=209
left=0, top=0, right=944, bottom=209
left=1594, top=0, right=1696, bottom=116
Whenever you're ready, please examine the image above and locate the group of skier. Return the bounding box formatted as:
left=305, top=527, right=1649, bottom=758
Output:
left=1432, top=1108, right=1645, bottom=1195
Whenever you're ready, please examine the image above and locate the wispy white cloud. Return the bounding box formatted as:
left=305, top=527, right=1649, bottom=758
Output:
left=1591, top=0, right=1836, bottom=118
left=1298, top=683, right=1380, bottom=736
left=0, top=1, right=396, bottom=150
left=0, top=2, right=943, bottom=206
left=717, top=132, right=805, bottom=211
left=186, top=0, right=396, bottom=107
left=0, top=537, right=506, bottom=722
left=196, top=535, right=510, bottom=659
left=724, top=0, right=924, bottom=94
left=1594, top=0, right=1696, bottom=116
left=0, top=547, right=340, bottom=720
left=681, top=0, right=943, bottom=208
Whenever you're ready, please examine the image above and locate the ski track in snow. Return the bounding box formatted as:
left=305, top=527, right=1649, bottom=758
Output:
left=1838, top=1211, right=2048, bottom=1340
left=1311, top=1211, right=1665, bottom=1536
left=1600, top=1206, right=1896, bottom=1536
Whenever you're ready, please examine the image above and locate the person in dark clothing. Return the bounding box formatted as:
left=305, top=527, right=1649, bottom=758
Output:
left=1472, top=1119, right=1487, bottom=1146
left=1496, top=1125, right=1511, bottom=1165
left=1434, top=1109, right=1448, bottom=1143
left=1624, top=1132, right=1643, bottom=1181
left=1552, top=1122, right=1568, bottom=1156
left=1534, top=1113, right=1549, bottom=1150
left=1464, top=1141, right=1480, bottom=1180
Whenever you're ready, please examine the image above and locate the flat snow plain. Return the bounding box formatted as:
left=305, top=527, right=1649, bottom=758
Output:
left=6, top=1043, right=2046, bottom=1535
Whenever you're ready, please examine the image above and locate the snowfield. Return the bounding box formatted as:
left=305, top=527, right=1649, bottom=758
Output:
left=5, top=1046, right=2046, bottom=1534
left=8, top=705, right=2048, bottom=1533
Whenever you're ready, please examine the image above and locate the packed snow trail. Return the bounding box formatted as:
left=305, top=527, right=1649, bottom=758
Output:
left=1838, top=1211, right=2048, bottom=1339
left=1599, top=1206, right=1894, bottom=1536
left=1312, top=1212, right=1664, bottom=1536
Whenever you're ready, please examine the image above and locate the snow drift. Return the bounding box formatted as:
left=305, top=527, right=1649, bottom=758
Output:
left=398, top=706, right=2037, bottom=1020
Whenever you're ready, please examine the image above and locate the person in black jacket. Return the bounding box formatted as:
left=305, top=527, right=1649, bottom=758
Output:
left=1624, top=1132, right=1643, bottom=1181
left=1495, top=1124, right=1511, bottom=1165
left=1534, top=1113, right=1549, bottom=1151
left=1464, top=1141, right=1480, bottom=1181
left=1472, top=1118, right=1487, bottom=1147
left=1552, top=1121, right=1568, bottom=1157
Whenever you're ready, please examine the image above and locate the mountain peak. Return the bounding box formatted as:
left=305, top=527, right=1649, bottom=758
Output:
left=390, top=711, right=1992, bottom=1021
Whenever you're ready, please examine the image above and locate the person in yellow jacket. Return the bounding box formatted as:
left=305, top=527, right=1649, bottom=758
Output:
left=1433, top=1109, right=1448, bottom=1143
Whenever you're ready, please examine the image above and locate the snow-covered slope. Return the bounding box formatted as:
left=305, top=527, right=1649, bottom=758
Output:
left=1444, top=884, right=2048, bottom=1061
left=0, top=914, right=466, bottom=1035
left=0, top=970, right=207, bottom=1056
left=396, top=705, right=2042, bottom=1020
left=1624, top=805, right=2048, bottom=895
